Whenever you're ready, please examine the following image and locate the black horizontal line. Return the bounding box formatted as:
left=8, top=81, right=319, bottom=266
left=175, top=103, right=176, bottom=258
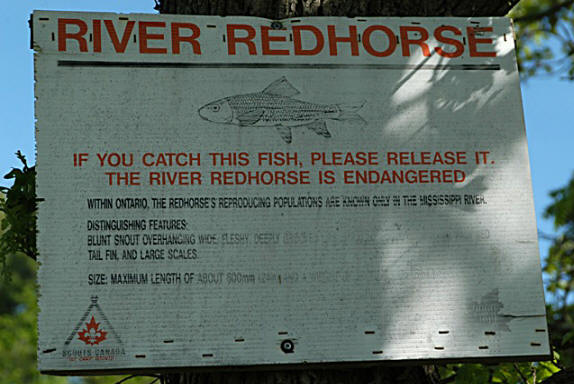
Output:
left=58, top=60, right=500, bottom=71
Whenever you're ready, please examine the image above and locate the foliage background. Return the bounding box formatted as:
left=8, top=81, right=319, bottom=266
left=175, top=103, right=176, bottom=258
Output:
left=1, top=1, right=573, bottom=383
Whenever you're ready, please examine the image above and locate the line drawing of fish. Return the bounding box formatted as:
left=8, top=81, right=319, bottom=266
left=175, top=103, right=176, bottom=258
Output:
left=198, top=77, right=365, bottom=144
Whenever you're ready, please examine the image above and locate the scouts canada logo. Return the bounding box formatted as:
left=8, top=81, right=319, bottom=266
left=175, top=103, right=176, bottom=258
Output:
left=62, top=296, right=125, bottom=361
left=78, top=316, right=107, bottom=346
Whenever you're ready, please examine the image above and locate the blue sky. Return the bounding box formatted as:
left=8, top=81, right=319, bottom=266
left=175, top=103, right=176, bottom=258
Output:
left=1, top=0, right=572, bottom=263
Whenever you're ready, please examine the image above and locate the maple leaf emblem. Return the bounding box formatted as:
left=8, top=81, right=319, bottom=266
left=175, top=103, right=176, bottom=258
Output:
left=78, top=316, right=107, bottom=345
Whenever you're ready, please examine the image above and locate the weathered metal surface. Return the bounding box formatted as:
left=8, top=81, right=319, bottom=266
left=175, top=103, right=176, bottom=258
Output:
left=34, top=11, right=549, bottom=374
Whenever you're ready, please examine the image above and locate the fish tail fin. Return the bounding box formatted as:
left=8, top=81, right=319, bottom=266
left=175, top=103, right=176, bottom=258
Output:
left=335, top=101, right=366, bottom=126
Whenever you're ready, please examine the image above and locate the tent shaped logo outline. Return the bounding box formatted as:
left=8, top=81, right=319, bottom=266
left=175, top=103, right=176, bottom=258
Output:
left=64, top=296, right=122, bottom=347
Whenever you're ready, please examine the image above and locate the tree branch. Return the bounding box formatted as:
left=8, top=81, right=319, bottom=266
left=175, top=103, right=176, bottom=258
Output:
left=514, top=0, right=574, bottom=23
left=513, top=364, right=529, bottom=384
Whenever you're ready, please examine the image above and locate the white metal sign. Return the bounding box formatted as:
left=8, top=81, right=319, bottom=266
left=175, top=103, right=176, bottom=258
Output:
left=34, top=11, right=550, bottom=373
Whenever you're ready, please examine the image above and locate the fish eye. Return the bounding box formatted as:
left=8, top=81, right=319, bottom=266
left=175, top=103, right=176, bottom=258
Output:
left=209, top=105, right=220, bottom=112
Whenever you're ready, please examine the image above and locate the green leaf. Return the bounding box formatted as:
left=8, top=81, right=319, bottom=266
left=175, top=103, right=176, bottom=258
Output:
left=454, top=364, right=490, bottom=384
left=562, top=330, right=574, bottom=346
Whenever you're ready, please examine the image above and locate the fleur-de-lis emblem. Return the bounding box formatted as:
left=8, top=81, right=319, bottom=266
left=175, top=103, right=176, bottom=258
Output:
left=78, top=316, right=107, bottom=345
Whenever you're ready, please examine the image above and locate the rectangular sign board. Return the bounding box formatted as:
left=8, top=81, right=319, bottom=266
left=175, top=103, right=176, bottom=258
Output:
left=34, top=11, right=550, bottom=373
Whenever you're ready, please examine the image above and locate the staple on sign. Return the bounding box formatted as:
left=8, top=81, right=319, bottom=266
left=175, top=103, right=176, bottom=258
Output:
left=411, top=21, right=421, bottom=25
left=234, top=338, right=245, bottom=342
left=278, top=331, right=288, bottom=335
left=372, top=350, right=383, bottom=354
left=434, top=346, right=445, bottom=350
left=133, top=35, right=137, bottom=43
left=163, top=340, right=174, bottom=344
left=290, top=34, right=293, bottom=42
left=51, top=33, right=55, bottom=41
left=479, top=346, right=489, bottom=350
left=438, top=330, right=450, bottom=334
left=39, top=18, right=50, bottom=21
left=202, top=353, right=214, bottom=358
left=536, top=329, right=546, bottom=333
left=364, top=331, right=375, bottom=335
left=357, top=19, right=367, bottom=22
left=290, top=19, right=301, bottom=23
left=135, top=354, right=146, bottom=358
left=463, top=37, right=466, bottom=45
left=485, top=331, right=496, bottom=335
left=531, top=342, right=541, bottom=347
left=207, top=25, right=217, bottom=28
left=42, top=348, right=56, bottom=354
left=119, top=16, right=129, bottom=21
left=89, top=34, right=93, bottom=42
left=223, top=35, right=226, bottom=42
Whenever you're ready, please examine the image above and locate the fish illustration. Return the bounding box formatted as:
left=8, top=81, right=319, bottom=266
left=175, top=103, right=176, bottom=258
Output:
left=198, top=77, right=365, bottom=144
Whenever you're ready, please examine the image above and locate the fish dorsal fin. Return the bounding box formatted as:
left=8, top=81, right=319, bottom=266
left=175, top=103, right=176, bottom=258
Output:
left=263, top=77, right=300, bottom=97
left=237, top=109, right=264, bottom=126
left=276, top=126, right=293, bottom=144
left=304, top=120, right=331, bottom=138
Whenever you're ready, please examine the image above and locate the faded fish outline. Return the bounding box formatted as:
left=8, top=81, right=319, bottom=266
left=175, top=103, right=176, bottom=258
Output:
left=198, top=77, right=365, bottom=144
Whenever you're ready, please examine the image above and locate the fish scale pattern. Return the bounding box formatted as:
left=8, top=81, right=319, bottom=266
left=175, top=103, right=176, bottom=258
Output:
left=227, top=93, right=336, bottom=123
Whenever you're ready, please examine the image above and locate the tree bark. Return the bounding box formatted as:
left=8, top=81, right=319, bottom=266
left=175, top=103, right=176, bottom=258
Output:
left=155, top=0, right=519, bottom=18
left=152, top=1, right=519, bottom=383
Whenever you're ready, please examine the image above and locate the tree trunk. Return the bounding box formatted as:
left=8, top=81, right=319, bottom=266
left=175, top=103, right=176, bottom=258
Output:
left=152, top=1, right=519, bottom=383
left=155, top=0, right=518, bottom=18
